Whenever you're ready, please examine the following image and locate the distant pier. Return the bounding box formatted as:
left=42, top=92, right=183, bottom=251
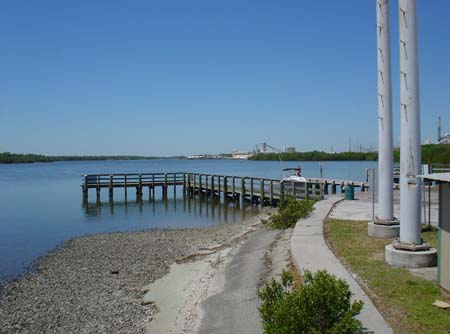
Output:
left=81, top=172, right=369, bottom=206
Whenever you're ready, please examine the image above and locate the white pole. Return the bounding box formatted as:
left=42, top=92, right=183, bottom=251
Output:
left=376, top=0, right=394, bottom=221
left=399, top=0, right=422, bottom=245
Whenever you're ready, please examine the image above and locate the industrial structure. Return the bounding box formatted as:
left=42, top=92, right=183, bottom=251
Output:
left=256, top=142, right=296, bottom=153
left=436, top=116, right=450, bottom=144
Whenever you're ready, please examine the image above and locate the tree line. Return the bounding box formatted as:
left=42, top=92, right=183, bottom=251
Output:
left=249, top=144, right=450, bottom=164
left=0, top=152, right=168, bottom=164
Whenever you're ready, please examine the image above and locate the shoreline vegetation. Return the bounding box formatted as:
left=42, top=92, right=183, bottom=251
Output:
left=1, top=143, right=449, bottom=164
left=0, top=153, right=183, bottom=164
left=249, top=144, right=450, bottom=164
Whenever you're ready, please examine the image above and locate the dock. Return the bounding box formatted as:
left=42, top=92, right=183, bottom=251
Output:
left=81, top=172, right=369, bottom=207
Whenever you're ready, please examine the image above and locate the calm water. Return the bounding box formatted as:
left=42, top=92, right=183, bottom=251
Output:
left=0, top=159, right=376, bottom=281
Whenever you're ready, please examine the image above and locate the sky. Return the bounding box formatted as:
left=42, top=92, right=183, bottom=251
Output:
left=0, top=0, right=449, bottom=156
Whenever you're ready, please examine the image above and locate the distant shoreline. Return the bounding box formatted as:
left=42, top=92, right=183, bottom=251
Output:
left=1, top=143, right=449, bottom=164
left=0, top=153, right=184, bottom=164
left=249, top=144, right=450, bottom=164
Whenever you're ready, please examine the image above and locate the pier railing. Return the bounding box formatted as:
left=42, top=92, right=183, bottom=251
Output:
left=82, top=172, right=369, bottom=206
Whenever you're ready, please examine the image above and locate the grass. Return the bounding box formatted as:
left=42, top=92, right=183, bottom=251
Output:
left=325, top=219, right=450, bottom=334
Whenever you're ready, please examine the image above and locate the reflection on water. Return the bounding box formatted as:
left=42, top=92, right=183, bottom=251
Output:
left=83, top=193, right=258, bottom=226
left=1, top=159, right=376, bottom=280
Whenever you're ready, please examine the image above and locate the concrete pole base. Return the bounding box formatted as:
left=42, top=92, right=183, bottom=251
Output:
left=368, top=221, right=400, bottom=239
left=385, top=244, right=437, bottom=268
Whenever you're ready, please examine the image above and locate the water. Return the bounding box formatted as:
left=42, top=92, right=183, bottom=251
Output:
left=0, top=159, right=376, bottom=281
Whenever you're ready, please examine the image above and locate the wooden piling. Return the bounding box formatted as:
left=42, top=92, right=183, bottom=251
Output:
left=260, top=179, right=264, bottom=207
left=241, top=177, right=246, bottom=202
left=109, top=175, right=113, bottom=202
left=270, top=180, right=274, bottom=206
left=223, top=176, right=228, bottom=200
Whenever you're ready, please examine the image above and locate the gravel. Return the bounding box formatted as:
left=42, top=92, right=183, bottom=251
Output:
left=0, top=221, right=257, bottom=334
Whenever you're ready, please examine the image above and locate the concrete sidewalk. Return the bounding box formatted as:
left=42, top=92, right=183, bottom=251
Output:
left=329, top=189, right=439, bottom=226
left=290, top=196, right=394, bottom=334
left=197, top=229, right=287, bottom=334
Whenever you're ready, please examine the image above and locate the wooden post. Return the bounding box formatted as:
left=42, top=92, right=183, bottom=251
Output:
left=83, top=175, right=89, bottom=201
left=305, top=182, right=309, bottom=199
left=138, top=174, right=143, bottom=200
left=152, top=174, right=155, bottom=199
left=173, top=173, right=177, bottom=197
left=232, top=177, right=236, bottom=199
left=250, top=178, right=254, bottom=203
left=96, top=175, right=101, bottom=202
left=270, top=180, right=274, bottom=206
left=260, top=179, right=265, bottom=207
left=360, top=182, right=365, bottom=192
left=109, top=175, right=113, bottom=202
left=211, top=175, right=215, bottom=199
left=124, top=174, right=128, bottom=201
left=199, top=174, right=202, bottom=196
left=293, top=182, right=297, bottom=199
left=241, top=177, right=246, bottom=202
left=193, top=173, right=197, bottom=194
left=205, top=175, right=209, bottom=197
left=224, top=176, right=228, bottom=200
left=218, top=175, right=221, bottom=199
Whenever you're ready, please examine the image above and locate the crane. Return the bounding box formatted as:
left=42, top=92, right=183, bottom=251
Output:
left=255, top=142, right=283, bottom=153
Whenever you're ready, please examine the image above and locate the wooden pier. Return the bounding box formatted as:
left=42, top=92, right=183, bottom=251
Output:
left=81, top=172, right=369, bottom=206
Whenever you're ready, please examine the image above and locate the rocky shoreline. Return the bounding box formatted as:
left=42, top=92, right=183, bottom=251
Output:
left=0, top=214, right=267, bottom=334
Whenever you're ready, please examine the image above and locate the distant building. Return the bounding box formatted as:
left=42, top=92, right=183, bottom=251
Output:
left=187, top=155, right=205, bottom=159
left=437, top=133, right=450, bottom=145
left=231, top=149, right=254, bottom=160
left=283, top=146, right=296, bottom=153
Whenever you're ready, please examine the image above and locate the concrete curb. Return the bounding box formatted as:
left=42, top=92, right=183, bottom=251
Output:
left=290, top=196, right=394, bottom=334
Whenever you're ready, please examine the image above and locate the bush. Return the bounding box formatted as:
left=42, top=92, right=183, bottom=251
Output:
left=265, top=195, right=315, bottom=229
left=259, top=269, right=364, bottom=334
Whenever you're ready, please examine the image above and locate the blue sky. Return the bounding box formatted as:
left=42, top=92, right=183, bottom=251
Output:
left=0, top=0, right=449, bottom=156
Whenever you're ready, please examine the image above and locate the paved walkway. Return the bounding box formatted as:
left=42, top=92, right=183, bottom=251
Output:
left=329, top=189, right=439, bottom=226
left=197, top=229, right=283, bottom=334
left=290, top=196, right=394, bottom=334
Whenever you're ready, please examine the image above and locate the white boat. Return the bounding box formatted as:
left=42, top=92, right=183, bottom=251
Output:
left=280, top=166, right=306, bottom=183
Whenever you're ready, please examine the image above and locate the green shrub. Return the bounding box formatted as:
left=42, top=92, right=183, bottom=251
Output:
left=259, top=269, right=364, bottom=334
left=265, top=195, right=315, bottom=229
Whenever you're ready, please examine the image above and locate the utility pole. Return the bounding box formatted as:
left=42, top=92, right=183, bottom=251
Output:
left=376, top=0, right=394, bottom=222
left=438, top=116, right=441, bottom=143
left=398, top=0, right=422, bottom=246
left=368, top=0, right=398, bottom=239
left=386, top=0, right=436, bottom=268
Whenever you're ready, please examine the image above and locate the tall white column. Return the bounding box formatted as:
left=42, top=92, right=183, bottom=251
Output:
left=376, top=0, right=394, bottom=221
left=399, top=0, right=422, bottom=245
